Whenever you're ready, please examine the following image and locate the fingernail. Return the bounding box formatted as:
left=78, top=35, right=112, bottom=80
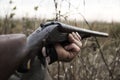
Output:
left=72, top=32, right=75, bottom=35
left=76, top=32, right=81, bottom=40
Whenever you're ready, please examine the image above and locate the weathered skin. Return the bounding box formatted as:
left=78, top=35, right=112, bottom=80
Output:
left=0, top=34, right=26, bottom=80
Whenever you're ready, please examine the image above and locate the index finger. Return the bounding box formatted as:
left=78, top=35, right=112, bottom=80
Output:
left=68, top=33, right=82, bottom=48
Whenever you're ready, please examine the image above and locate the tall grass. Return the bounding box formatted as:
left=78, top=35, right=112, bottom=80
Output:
left=0, top=0, right=120, bottom=80
left=0, top=17, right=120, bottom=80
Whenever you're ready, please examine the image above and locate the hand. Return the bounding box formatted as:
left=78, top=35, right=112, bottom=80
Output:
left=55, top=32, right=82, bottom=62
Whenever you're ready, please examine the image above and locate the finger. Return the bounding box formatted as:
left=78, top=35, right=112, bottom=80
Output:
left=68, top=34, right=82, bottom=48
left=65, top=43, right=80, bottom=52
left=68, top=33, right=76, bottom=43
left=64, top=43, right=80, bottom=61
left=55, top=44, right=78, bottom=62
left=55, top=43, right=73, bottom=61
left=72, top=32, right=80, bottom=41
left=75, top=32, right=81, bottom=40
left=75, top=40, right=82, bottom=48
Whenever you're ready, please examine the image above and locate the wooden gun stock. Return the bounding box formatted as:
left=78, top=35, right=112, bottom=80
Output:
left=0, top=34, right=26, bottom=80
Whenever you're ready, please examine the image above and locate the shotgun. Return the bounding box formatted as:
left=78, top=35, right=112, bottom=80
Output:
left=27, top=21, right=108, bottom=49
left=0, top=21, right=108, bottom=80
left=26, top=21, right=109, bottom=65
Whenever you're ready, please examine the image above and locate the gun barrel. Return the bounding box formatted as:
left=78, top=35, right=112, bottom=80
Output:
left=42, top=21, right=109, bottom=44
left=57, top=22, right=109, bottom=37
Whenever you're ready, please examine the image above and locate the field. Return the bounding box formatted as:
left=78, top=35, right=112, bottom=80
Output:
left=0, top=17, right=120, bottom=80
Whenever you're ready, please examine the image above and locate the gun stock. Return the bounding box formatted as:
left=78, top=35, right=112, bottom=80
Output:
left=0, top=34, right=26, bottom=80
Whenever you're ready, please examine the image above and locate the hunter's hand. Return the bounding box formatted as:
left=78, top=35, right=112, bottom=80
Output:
left=55, top=32, right=82, bottom=62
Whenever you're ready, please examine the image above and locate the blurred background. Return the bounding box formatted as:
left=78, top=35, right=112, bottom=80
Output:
left=0, top=0, right=120, bottom=80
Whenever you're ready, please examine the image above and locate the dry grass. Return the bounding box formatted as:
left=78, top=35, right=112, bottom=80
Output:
left=0, top=17, right=120, bottom=80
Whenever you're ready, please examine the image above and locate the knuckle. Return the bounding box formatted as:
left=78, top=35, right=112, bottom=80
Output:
left=76, top=47, right=80, bottom=52
left=72, top=43, right=81, bottom=52
left=79, top=42, right=82, bottom=47
left=69, top=33, right=76, bottom=42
